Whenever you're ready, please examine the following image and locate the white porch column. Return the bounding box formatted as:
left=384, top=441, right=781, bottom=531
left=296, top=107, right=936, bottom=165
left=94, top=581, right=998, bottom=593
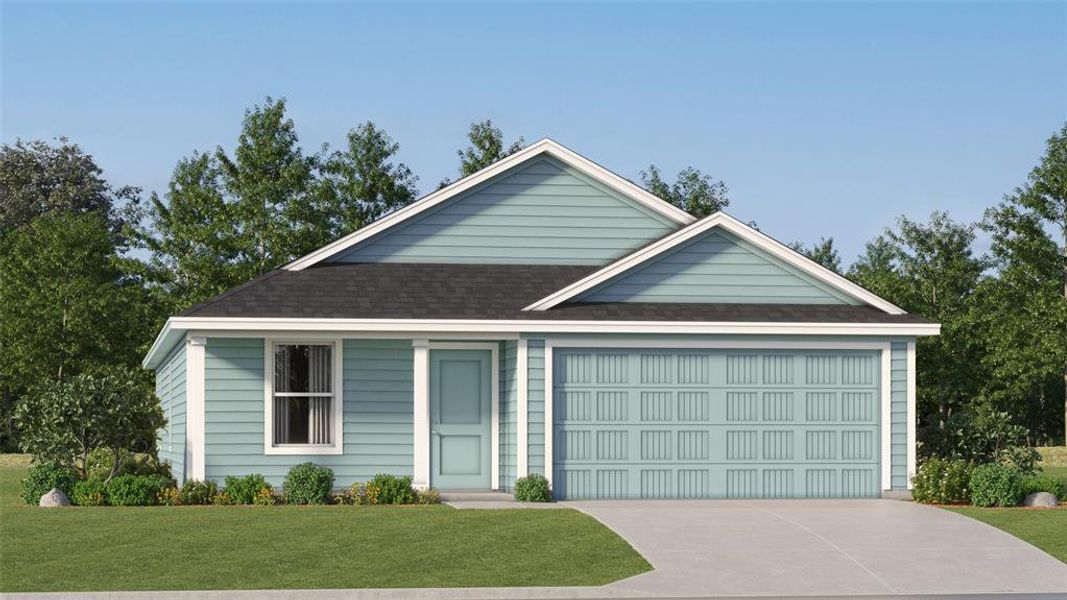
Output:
left=186, top=336, right=207, bottom=482
left=412, top=339, right=430, bottom=489
left=516, top=339, right=529, bottom=477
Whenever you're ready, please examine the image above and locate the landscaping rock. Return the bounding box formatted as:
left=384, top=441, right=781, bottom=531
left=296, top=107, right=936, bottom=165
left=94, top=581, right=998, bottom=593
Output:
left=1023, top=491, right=1058, bottom=508
left=38, top=488, right=71, bottom=507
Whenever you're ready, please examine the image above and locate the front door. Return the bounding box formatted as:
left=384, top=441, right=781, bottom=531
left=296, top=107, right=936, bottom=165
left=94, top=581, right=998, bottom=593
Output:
left=430, top=349, right=492, bottom=490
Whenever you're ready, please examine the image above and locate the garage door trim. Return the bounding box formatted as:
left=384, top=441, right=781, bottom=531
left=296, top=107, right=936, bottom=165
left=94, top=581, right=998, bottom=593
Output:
left=544, top=339, right=893, bottom=493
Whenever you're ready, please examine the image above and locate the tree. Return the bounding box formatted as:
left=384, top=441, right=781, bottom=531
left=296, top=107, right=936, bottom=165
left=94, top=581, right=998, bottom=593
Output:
left=0, top=138, right=141, bottom=241
left=440, top=120, right=524, bottom=187
left=641, top=165, right=729, bottom=218
left=976, top=123, right=1067, bottom=443
left=15, top=366, right=164, bottom=481
left=789, top=237, right=842, bottom=273
left=849, top=212, right=989, bottom=454
left=314, top=122, right=419, bottom=242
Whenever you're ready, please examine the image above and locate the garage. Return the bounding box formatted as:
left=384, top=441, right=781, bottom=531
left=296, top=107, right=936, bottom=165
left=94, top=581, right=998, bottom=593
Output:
left=552, top=348, right=882, bottom=499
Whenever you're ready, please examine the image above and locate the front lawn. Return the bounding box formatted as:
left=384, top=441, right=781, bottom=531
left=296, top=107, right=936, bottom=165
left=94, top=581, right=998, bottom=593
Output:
left=947, top=507, right=1067, bottom=564
left=0, top=465, right=650, bottom=592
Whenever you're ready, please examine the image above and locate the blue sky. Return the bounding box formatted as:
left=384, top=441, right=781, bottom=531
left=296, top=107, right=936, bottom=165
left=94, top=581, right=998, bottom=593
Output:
left=3, top=1, right=1064, bottom=262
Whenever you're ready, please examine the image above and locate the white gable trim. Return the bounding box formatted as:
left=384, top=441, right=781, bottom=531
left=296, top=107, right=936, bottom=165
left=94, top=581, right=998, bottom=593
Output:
left=283, top=138, right=695, bottom=271
left=523, top=212, right=906, bottom=315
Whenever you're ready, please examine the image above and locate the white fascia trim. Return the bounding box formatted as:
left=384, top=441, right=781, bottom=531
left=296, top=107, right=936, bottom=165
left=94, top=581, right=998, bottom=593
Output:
left=185, top=336, right=206, bottom=481
left=142, top=317, right=940, bottom=367
left=524, top=212, right=906, bottom=315
left=516, top=339, right=529, bottom=478
left=906, top=340, right=917, bottom=490
left=263, top=338, right=344, bottom=456
left=283, top=138, right=694, bottom=271
left=412, top=340, right=430, bottom=490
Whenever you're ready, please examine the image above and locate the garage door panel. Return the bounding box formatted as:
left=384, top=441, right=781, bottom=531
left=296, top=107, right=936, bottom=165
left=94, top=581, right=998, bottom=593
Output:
left=554, top=348, right=881, bottom=499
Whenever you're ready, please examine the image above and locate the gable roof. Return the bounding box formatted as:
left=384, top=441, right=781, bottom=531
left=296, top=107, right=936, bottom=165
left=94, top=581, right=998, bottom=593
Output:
left=523, top=212, right=906, bottom=315
left=284, top=138, right=696, bottom=271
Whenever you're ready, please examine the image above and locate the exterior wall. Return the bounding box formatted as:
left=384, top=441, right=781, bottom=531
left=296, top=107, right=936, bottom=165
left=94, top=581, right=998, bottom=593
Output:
left=580, top=229, right=859, bottom=305
left=203, top=338, right=414, bottom=487
left=155, top=342, right=187, bottom=484
left=330, top=156, right=676, bottom=265
left=499, top=340, right=518, bottom=490
left=890, top=341, right=908, bottom=490
left=527, top=340, right=547, bottom=476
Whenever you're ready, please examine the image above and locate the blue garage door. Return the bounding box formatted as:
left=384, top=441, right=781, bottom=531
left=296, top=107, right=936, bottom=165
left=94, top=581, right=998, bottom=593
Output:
left=553, top=349, right=881, bottom=499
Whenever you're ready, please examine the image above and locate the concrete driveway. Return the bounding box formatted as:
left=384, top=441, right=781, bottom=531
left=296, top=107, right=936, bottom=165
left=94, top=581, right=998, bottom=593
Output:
left=569, top=499, right=1067, bottom=597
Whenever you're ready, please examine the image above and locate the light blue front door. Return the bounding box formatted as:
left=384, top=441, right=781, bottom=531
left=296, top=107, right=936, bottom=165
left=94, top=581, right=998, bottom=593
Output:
left=431, top=349, right=492, bottom=490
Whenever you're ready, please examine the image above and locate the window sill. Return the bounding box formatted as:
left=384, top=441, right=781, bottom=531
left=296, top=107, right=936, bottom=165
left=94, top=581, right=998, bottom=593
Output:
left=264, top=444, right=343, bottom=456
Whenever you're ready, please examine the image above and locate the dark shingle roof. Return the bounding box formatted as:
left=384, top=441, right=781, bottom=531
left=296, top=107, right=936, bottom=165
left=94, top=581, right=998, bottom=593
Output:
left=180, top=262, right=931, bottom=324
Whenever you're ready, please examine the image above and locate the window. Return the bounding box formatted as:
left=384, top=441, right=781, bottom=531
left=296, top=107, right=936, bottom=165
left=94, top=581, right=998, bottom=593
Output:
left=268, top=342, right=340, bottom=452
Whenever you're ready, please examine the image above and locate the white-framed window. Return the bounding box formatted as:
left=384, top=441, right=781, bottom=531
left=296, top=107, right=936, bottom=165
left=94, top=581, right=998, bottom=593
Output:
left=264, top=340, right=343, bottom=455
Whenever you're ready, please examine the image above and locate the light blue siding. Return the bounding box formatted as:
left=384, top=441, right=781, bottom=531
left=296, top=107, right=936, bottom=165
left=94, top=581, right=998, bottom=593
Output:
left=330, top=156, right=677, bottom=265
left=203, top=338, right=414, bottom=488
left=580, top=229, right=859, bottom=305
left=527, top=340, right=546, bottom=476
left=156, top=342, right=186, bottom=484
left=552, top=348, right=882, bottom=499
left=499, top=341, right=518, bottom=490
left=890, top=342, right=908, bottom=490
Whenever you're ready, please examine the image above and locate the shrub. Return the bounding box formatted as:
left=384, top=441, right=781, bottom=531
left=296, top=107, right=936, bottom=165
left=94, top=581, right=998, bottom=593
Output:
left=970, top=463, right=1024, bottom=507
left=514, top=473, right=551, bottom=502
left=416, top=489, right=441, bottom=505
left=224, top=473, right=269, bottom=505
left=911, top=458, right=973, bottom=504
left=1021, top=473, right=1066, bottom=499
left=211, top=491, right=234, bottom=506
left=253, top=486, right=277, bottom=506
left=71, top=478, right=107, bottom=506
left=106, top=474, right=172, bottom=506
left=178, top=480, right=217, bottom=505
left=283, top=463, right=334, bottom=505
left=20, top=462, right=77, bottom=505
left=347, top=481, right=379, bottom=505
left=369, top=473, right=416, bottom=504
left=158, top=486, right=181, bottom=506
left=920, top=406, right=1040, bottom=473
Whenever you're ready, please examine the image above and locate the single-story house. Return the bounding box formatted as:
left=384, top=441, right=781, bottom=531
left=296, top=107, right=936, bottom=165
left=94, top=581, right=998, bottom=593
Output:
left=143, top=139, right=938, bottom=499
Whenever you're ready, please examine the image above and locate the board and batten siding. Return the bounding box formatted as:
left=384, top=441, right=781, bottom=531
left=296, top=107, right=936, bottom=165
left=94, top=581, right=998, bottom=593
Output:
left=329, top=156, right=677, bottom=265
left=155, top=342, right=187, bottom=484
left=203, top=338, right=414, bottom=487
left=580, top=229, right=859, bottom=305
left=890, top=341, right=908, bottom=490
left=527, top=339, right=547, bottom=476
left=499, top=340, right=518, bottom=490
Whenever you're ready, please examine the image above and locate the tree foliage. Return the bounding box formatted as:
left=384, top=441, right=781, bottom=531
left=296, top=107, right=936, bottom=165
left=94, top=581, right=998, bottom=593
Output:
left=641, top=165, right=729, bottom=218
left=789, top=237, right=842, bottom=273
left=438, top=119, right=524, bottom=188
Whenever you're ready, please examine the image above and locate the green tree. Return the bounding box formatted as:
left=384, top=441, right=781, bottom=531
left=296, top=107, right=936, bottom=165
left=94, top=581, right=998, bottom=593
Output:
left=976, top=124, right=1067, bottom=443
left=440, top=120, right=524, bottom=187
left=15, top=366, right=164, bottom=480
left=849, top=212, right=989, bottom=454
left=314, top=121, right=419, bottom=243
left=0, top=138, right=141, bottom=239
left=641, top=165, right=729, bottom=218
left=789, top=237, right=842, bottom=273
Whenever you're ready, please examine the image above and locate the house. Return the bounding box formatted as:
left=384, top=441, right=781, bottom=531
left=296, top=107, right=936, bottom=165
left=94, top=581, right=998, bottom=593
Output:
left=143, top=139, right=938, bottom=499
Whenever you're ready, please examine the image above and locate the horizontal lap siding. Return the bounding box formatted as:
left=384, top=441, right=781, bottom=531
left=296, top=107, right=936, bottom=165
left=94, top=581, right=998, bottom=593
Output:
left=155, top=343, right=186, bottom=484
left=528, top=340, right=546, bottom=476
left=582, top=230, right=858, bottom=305
left=204, top=338, right=413, bottom=487
left=331, top=157, right=675, bottom=265
left=890, top=342, right=908, bottom=490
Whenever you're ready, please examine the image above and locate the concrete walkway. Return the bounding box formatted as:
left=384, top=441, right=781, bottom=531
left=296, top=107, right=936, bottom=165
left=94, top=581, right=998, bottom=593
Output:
left=569, top=499, right=1067, bottom=597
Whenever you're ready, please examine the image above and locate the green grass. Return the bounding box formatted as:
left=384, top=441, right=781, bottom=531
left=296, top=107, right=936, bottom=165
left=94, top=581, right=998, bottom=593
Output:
left=947, top=507, right=1067, bottom=564
left=1038, top=446, right=1067, bottom=467
left=0, top=465, right=650, bottom=592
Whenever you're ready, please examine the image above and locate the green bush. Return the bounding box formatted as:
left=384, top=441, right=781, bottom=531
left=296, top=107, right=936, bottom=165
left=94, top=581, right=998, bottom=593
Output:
left=369, top=473, right=416, bottom=504
left=178, top=480, right=217, bottom=505
left=283, top=463, right=334, bottom=505
left=1021, top=472, right=1065, bottom=499
left=911, top=458, right=973, bottom=504
left=71, top=478, right=107, bottom=506
left=416, top=489, right=441, bottom=504
left=105, top=474, right=172, bottom=506
left=920, top=406, right=1040, bottom=473
left=20, top=462, right=77, bottom=505
left=970, top=463, right=1024, bottom=507
left=223, top=473, right=270, bottom=505
left=158, top=487, right=181, bottom=506
left=85, top=448, right=174, bottom=481
left=514, top=473, right=551, bottom=502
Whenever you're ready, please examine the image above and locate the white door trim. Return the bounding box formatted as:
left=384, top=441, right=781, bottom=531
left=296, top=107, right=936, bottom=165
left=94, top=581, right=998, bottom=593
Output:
left=427, top=342, right=500, bottom=491
left=412, top=340, right=430, bottom=490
